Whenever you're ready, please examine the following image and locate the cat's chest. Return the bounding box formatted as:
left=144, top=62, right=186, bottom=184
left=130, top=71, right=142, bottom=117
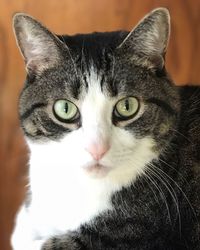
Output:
left=28, top=163, right=114, bottom=238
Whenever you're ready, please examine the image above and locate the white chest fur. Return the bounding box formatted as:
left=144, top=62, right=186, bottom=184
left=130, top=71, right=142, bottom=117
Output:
left=28, top=157, right=116, bottom=238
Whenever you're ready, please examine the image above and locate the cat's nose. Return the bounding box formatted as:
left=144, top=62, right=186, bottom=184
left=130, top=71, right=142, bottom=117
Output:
left=85, top=142, right=110, bottom=160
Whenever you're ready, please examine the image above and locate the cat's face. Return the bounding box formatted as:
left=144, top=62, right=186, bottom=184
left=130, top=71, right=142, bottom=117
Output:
left=13, top=8, right=180, bottom=182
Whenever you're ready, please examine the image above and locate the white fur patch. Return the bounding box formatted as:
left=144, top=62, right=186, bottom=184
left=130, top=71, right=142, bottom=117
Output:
left=12, top=69, right=158, bottom=249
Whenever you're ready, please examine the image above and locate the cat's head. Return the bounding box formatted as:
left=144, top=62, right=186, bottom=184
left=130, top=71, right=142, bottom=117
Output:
left=13, top=8, right=180, bottom=184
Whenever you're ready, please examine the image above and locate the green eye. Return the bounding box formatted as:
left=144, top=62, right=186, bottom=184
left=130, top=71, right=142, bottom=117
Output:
left=115, top=97, right=139, bottom=119
left=53, top=99, right=79, bottom=121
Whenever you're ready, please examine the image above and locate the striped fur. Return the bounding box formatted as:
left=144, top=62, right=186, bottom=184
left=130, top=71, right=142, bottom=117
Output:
left=11, top=8, right=200, bottom=250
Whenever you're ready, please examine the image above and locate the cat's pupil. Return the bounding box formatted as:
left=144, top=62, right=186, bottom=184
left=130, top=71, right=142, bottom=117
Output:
left=64, top=103, right=68, bottom=113
left=125, top=99, right=129, bottom=111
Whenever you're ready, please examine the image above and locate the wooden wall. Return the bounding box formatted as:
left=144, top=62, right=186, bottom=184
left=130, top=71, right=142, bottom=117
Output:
left=0, top=0, right=200, bottom=249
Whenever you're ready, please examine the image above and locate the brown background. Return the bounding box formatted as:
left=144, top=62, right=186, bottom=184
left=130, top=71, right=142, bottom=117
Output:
left=0, top=0, right=200, bottom=250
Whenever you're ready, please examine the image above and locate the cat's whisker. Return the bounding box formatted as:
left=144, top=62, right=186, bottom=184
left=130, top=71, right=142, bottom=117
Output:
left=170, top=128, right=192, bottom=143
left=59, top=34, right=79, bottom=77
left=152, top=164, right=199, bottom=230
left=158, top=158, right=191, bottom=187
left=147, top=165, right=182, bottom=236
left=142, top=171, right=172, bottom=225
left=59, top=35, right=66, bottom=44
left=110, top=150, right=134, bottom=161
left=125, top=157, right=173, bottom=225
left=66, top=46, right=79, bottom=79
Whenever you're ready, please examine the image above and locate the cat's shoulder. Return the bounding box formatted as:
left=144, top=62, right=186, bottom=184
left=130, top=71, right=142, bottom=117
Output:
left=179, top=85, right=200, bottom=122
left=179, top=85, right=200, bottom=163
left=180, top=85, right=200, bottom=107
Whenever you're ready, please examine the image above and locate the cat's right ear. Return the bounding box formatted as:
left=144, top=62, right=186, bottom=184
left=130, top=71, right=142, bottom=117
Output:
left=13, top=13, right=65, bottom=75
left=116, top=8, right=170, bottom=70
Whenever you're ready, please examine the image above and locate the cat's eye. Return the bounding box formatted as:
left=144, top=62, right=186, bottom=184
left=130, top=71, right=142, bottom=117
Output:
left=114, top=97, right=139, bottom=119
left=53, top=99, right=79, bottom=122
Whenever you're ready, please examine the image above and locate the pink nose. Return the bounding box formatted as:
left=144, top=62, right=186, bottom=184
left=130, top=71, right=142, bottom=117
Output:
left=85, top=143, right=110, bottom=160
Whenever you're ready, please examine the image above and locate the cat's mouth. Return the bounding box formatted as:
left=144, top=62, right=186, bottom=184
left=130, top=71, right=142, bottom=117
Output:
left=82, top=163, right=111, bottom=178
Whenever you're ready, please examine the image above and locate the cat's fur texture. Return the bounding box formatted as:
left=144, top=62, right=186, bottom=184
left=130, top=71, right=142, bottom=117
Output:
left=11, top=8, right=200, bottom=250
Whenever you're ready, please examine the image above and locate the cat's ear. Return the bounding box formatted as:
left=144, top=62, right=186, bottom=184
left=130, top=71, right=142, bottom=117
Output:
left=117, top=8, right=170, bottom=70
left=13, top=13, right=65, bottom=74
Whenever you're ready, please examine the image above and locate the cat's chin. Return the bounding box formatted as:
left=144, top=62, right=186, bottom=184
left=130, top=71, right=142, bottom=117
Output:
left=82, top=163, right=111, bottom=178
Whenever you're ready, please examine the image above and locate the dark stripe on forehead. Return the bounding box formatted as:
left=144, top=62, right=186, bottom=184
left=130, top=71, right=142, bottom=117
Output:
left=83, top=75, right=88, bottom=90
left=100, top=74, right=105, bottom=91
left=103, top=49, right=113, bottom=73
left=70, top=78, right=81, bottom=99
left=21, top=103, right=47, bottom=120
left=146, top=98, right=176, bottom=115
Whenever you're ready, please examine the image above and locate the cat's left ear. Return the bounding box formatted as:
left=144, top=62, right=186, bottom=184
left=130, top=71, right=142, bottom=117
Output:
left=117, top=8, right=170, bottom=70
left=13, top=13, right=66, bottom=75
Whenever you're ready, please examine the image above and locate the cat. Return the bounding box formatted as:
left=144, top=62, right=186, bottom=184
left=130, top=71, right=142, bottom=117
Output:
left=11, top=7, right=200, bottom=250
